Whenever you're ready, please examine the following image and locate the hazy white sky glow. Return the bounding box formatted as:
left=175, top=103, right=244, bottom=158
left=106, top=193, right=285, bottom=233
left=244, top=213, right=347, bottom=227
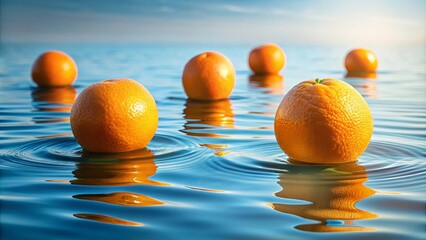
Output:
left=1, top=0, right=425, bottom=46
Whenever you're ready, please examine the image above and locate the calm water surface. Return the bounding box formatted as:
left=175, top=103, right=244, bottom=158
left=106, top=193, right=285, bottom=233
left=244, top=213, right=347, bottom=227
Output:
left=0, top=43, right=425, bottom=240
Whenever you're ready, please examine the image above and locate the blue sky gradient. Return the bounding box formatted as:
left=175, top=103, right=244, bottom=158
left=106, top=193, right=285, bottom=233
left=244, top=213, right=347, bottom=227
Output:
left=1, top=0, right=425, bottom=46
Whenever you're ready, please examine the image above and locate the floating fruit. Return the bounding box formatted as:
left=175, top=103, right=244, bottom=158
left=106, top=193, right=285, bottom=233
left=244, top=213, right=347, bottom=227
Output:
left=182, top=51, right=235, bottom=101
left=249, top=43, right=286, bottom=74
left=31, top=50, right=78, bottom=87
left=345, top=49, right=378, bottom=73
left=70, top=78, right=158, bottom=153
left=274, top=78, right=373, bottom=164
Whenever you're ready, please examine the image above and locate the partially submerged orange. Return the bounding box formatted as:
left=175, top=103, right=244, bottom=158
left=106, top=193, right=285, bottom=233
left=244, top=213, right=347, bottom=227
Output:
left=344, top=49, right=378, bottom=73
left=249, top=43, right=286, bottom=74
left=274, top=78, right=373, bottom=164
left=70, top=78, right=158, bottom=153
left=182, top=51, right=235, bottom=101
left=31, top=50, right=78, bottom=87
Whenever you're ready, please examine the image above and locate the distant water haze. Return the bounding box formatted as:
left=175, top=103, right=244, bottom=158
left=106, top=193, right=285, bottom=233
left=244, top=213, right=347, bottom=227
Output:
left=1, top=0, right=425, bottom=46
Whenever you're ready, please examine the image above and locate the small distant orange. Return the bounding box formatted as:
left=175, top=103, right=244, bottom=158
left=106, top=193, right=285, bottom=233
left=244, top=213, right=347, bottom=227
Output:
left=31, top=50, right=78, bottom=87
left=70, top=78, right=158, bottom=153
left=182, top=51, right=235, bottom=101
left=274, top=78, right=373, bottom=164
left=345, top=49, right=378, bottom=73
left=249, top=43, right=286, bottom=74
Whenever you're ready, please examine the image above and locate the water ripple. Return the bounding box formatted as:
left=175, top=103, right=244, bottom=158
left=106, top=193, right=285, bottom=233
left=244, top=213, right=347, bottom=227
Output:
left=1, top=44, right=425, bottom=239
left=1, top=137, right=80, bottom=170
left=364, top=141, right=426, bottom=159
left=0, top=132, right=207, bottom=172
left=149, top=132, right=209, bottom=170
left=361, top=141, right=426, bottom=189
left=200, top=139, right=426, bottom=190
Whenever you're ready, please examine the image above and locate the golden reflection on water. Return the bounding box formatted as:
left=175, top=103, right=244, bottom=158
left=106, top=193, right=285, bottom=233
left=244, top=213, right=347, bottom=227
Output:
left=248, top=74, right=283, bottom=117
left=74, top=192, right=164, bottom=207
left=71, top=149, right=167, bottom=186
left=31, top=86, right=77, bottom=112
left=199, top=143, right=230, bottom=156
left=31, top=87, right=77, bottom=124
left=271, top=162, right=377, bottom=232
left=249, top=74, right=284, bottom=95
left=182, top=99, right=234, bottom=138
left=73, top=213, right=142, bottom=226
left=71, top=149, right=166, bottom=226
left=344, top=72, right=377, bottom=98
left=345, top=72, right=377, bottom=79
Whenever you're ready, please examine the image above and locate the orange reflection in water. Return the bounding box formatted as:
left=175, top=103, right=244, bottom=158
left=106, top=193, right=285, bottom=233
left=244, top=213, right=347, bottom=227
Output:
left=200, top=143, right=230, bottom=156
left=271, top=162, right=377, bottom=232
left=182, top=99, right=234, bottom=138
left=31, top=86, right=77, bottom=124
left=74, top=213, right=142, bottom=226
left=345, top=72, right=377, bottom=79
left=344, top=72, right=377, bottom=98
left=71, top=149, right=167, bottom=186
left=31, top=86, right=77, bottom=112
left=74, top=192, right=164, bottom=207
left=249, top=74, right=284, bottom=95
left=71, top=149, right=166, bottom=226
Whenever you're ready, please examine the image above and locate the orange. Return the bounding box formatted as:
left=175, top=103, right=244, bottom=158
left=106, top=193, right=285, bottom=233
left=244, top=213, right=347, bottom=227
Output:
left=344, top=49, right=378, bottom=73
left=70, top=78, right=158, bottom=153
left=31, top=50, right=78, bottom=87
left=182, top=51, right=235, bottom=101
left=274, top=78, right=373, bottom=164
left=248, top=43, right=286, bottom=74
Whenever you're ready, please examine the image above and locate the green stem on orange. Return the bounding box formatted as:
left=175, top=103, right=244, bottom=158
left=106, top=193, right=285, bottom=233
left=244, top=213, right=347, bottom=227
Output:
left=315, top=78, right=323, bottom=84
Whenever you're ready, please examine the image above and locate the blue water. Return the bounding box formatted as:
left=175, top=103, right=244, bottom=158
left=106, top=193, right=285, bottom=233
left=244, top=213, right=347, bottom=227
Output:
left=1, top=43, right=425, bottom=239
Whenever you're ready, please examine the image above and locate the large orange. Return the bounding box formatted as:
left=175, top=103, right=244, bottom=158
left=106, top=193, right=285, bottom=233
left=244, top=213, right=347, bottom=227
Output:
left=344, top=49, right=378, bottom=73
left=31, top=50, right=78, bottom=87
left=70, top=78, right=158, bottom=153
left=248, top=43, right=286, bottom=74
left=274, top=78, right=373, bottom=164
left=182, top=51, right=235, bottom=101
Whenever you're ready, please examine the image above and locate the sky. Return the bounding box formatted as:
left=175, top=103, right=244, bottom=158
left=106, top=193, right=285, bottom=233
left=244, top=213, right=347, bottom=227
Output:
left=1, top=0, right=425, bottom=46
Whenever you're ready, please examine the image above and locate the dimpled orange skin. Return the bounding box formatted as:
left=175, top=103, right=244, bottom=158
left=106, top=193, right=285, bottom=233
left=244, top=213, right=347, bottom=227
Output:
left=31, top=51, right=78, bottom=87
left=70, top=78, right=158, bottom=153
left=182, top=51, right=235, bottom=101
left=345, top=49, right=378, bottom=73
left=249, top=43, right=286, bottom=74
left=274, top=78, right=373, bottom=164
